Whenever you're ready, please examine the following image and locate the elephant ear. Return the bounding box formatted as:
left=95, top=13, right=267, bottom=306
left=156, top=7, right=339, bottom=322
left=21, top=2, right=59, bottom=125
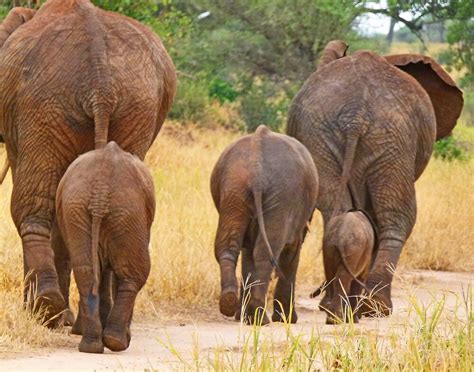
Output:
left=385, top=54, right=463, bottom=140
left=317, top=40, right=348, bottom=71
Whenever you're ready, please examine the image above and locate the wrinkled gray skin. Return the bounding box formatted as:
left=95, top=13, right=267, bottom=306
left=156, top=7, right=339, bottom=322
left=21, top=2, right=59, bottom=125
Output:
left=314, top=211, right=374, bottom=324
left=211, top=125, right=319, bottom=325
left=56, top=142, right=155, bottom=353
left=287, top=40, right=462, bottom=316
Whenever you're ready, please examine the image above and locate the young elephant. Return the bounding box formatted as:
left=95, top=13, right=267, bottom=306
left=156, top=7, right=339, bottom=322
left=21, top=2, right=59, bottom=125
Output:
left=211, top=125, right=319, bottom=325
left=312, top=210, right=375, bottom=324
left=56, top=142, right=155, bottom=353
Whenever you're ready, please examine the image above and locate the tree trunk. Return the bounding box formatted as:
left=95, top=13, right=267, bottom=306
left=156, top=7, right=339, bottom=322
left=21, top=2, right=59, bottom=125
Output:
left=386, top=17, right=396, bottom=46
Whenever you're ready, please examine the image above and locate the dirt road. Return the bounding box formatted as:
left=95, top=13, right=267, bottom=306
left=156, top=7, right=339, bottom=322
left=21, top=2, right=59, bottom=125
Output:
left=1, top=270, right=472, bottom=371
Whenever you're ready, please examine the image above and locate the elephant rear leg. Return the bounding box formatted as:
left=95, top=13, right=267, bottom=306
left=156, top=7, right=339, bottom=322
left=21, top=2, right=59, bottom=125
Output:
left=214, top=209, right=249, bottom=318
left=364, top=174, right=416, bottom=316
left=327, top=271, right=355, bottom=324
left=272, top=243, right=301, bottom=324
left=103, top=234, right=150, bottom=352
left=244, top=232, right=286, bottom=325
left=66, top=228, right=104, bottom=353
left=11, top=154, right=69, bottom=322
left=51, top=221, right=74, bottom=327
left=103, top=278, right=139, bottom=352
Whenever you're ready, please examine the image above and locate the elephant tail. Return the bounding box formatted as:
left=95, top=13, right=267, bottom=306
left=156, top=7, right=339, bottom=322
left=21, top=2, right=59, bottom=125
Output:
left=84, top=2, right=113, bottom=150
left=253, top=189, right=284, bottom=279
left=331, top=132, right=359, bottom=219
left=251, top=125, right=283, bottom=278
left=87, top=180, right=110, bottom=313
left=93, top=107, right=111, bottom=150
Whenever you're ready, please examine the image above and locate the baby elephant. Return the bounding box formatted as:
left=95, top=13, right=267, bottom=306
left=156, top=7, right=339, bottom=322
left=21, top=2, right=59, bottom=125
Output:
left=312, top=210, right=375, bottom=324
left=56, top=142, right=155, bottom=353
left=211, top=125, right=318, bottom=325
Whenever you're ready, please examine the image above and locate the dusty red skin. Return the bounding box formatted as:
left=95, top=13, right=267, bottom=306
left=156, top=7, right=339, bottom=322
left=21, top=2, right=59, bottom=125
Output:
left=211, top=125, right=319, bottom=325
left=288, top=40, right=463, bottom=317
left=315, top=210, right=375, bottom=324
left=56, top=141, right=155, bottom=353
left=0, top=0, right=176, bottom=323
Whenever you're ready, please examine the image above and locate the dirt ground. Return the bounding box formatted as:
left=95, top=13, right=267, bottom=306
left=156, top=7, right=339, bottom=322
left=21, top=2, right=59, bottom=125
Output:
left=1, top=270, right=472, bottom=371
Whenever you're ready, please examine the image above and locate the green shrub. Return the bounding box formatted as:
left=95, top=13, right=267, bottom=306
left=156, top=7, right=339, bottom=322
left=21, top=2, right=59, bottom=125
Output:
left=208, top=78, right=238, bottom=104
left=169, top=79, right=210, bottom=124
left=239, top=82, right=289, bottom=133
left=433, top=136, right=468, bottom=161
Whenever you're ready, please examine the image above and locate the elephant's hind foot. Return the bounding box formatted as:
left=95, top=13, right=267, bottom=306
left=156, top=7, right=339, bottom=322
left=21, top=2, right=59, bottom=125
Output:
left=71, top=317, right=82, bottom=335
left=360, top=292, right=392, bottom=318
left=79, top=337, right=104, bottom=354
left=318, top=292, right=331, bottom=312
left=34, top=288, right=66, bottom=328
left=103, top=328, right=130, bottom=352
left=61, top=309, right=75, bottom=327
left=219, top=290, right=238, bottom=317
left=272, top=310, right=298, bottom=324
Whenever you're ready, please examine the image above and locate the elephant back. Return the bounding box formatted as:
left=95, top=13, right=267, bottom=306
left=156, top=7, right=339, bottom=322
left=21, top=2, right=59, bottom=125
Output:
left=385, top=54, right=463, bottom=140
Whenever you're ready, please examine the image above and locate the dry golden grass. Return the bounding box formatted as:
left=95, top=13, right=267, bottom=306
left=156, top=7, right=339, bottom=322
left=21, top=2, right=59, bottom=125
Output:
left=0, top=124, right=472, bottom=351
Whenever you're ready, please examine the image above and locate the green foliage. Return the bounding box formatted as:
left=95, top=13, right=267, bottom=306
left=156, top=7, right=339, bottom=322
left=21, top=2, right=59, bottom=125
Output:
left=169, top=79, right=210, bottom=123
left=91, top=0, right=158, bottom=22
left=208, top=78, right=238, bottom=104
left=193, top=0, right=360, bottom=87
left=239, top=80, right=289, bottom=133
left=433, top=136, right=468, bottom=162
left=443, top=2, right=474, bottom=88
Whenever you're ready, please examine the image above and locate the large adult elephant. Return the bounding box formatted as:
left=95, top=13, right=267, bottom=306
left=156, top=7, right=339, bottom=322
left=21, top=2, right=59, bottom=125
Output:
left=287, top=40, right=463, bottom=315
left=0, top=0, right=176, bottom=321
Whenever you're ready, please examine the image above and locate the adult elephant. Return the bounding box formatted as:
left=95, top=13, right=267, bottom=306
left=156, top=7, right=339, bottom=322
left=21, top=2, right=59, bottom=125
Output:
left=0, top=0, right=176, bottom=321
left=287, top=40, right=463, bottom=315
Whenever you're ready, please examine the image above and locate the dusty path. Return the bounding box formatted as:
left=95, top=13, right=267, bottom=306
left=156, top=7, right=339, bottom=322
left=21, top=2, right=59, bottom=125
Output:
left=1, top=270, right=472, bottom=371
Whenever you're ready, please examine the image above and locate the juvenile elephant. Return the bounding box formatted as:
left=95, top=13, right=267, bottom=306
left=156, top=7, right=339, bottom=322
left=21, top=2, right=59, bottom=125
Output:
left=56, top=141, right=155, bottom=353
left=311, top=210, right=375, bottom=324
left=211, top=125, right=319, bottom=324
left=0, top=0, right=175, bottom=321
left=287, top=40, right=463, bottom=316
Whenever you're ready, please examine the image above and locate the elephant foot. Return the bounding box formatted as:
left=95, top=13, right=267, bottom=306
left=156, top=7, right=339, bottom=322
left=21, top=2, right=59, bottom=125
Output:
left=272, top=309, right=298, bottom=324
left=219, top=290, right=238, bottom=317
left=103, top=327, right=130, bottom=352
left=34, top=287, right=66, bottom=327
left=61, top=309, right=75, bottom=327
left=318, top=292, right=331, bottom=312
left=71, top=317, right=82, bottom=335
left=79, top=336, right=104, bottom=354
left=242, top=307, right=270, bottom=326
left=360, top=293, right=392, bottom=317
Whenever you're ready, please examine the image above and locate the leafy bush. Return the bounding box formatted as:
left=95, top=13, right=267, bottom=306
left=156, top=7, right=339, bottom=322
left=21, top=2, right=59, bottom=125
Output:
left=433, top=136, right=468, bottom=162
left=238, top=81, right=289, bottom=133
left=208, top=78, right=238, bottom=104
left=169, top=79, right=210, bottom=124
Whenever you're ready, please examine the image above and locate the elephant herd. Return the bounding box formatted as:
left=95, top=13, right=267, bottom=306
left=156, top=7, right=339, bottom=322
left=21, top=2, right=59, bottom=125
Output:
left=0, top=0, right=463, bottom=354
